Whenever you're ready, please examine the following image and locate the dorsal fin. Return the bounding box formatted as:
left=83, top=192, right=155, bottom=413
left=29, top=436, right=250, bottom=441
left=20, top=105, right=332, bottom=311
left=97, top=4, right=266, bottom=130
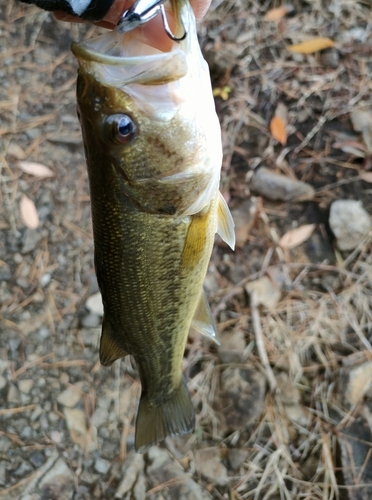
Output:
left=99, top=317, right=128, bottom=366
left=191, top=290, right=220, bottom=345
left=217, top=192, right=235, bottom=250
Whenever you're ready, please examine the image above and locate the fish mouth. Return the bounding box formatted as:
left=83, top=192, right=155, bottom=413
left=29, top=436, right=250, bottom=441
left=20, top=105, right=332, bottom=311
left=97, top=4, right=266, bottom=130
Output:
left=71, top=1, right=193, bottom=85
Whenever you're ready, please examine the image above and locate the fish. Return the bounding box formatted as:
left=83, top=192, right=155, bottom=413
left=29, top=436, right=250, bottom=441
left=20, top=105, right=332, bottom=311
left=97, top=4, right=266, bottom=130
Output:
left=71, top=0, right=235, bottom=452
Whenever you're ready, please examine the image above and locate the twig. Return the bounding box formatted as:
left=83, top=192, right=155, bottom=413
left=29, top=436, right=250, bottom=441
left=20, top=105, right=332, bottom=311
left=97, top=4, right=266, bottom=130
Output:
left=249, top=290, right=277, bottom=393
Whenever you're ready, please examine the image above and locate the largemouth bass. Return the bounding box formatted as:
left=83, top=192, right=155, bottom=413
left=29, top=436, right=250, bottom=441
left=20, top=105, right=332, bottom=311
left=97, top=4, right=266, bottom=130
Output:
left=71, top=0, right=235, bottom=452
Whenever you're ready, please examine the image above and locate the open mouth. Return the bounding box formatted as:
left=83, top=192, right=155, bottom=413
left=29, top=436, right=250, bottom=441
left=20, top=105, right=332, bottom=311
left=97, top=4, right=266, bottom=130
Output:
left=71, top=1, right=190, bottom=65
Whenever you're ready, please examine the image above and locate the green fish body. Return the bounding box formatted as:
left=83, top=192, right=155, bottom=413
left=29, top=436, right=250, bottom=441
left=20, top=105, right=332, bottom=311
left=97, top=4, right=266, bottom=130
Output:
left=71, top=0, right=234, bottom=452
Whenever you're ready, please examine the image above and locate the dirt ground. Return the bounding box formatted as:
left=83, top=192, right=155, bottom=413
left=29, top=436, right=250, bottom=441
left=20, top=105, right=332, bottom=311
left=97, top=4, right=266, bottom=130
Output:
left=1, top=0, right=372, bottom=498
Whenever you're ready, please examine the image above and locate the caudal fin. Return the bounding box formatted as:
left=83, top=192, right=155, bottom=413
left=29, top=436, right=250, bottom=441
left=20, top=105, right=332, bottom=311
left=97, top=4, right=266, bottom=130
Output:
left=135, top=376, right=195, bottom=453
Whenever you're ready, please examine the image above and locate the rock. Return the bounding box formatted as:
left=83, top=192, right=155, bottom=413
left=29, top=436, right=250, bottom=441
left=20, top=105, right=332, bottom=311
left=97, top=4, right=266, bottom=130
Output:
left=7, top=384, right=20, bottom=403
left=115, top=452, right=145, bottom=498
left=194, top=448, right=229, bottom=486
left=86, top=292, right=104, bottom=316
left=226, top=449, right=248, bottom=471
left=29, top=451, right=45, bottom=468
left=146, top=447, right=211, bottom=500
left=245, top=276, right=281, bottom=310
left=218, top=330, right=246, bottom=363
left=21, top=228, right=41, bottom=254
left=229, top=198, right=259, bottom=248
left=81, top=313, right=101, bottom=329
left=0, top=263, right=11, bottom=281
left=0, top=375, right=6, bottom=391
left=57, top=385, right=82, bottom=408
left=18, top=379, right=34, bottom=393
left=249, top=167, right=315, bottom=201
left=90, top=407, right=109, bottom=428
left=345, top=362, right=372, bottom=407
left=0, top=462, right=5, bottom=486
left=81, top=328, right=100, bottom=347
left=338, top=414, right=372, bottom=499
left=213, top=364, right=266, bottom=433
left=37, top=457, right=75, bottom=500
left=94, top=457, right=110, bottom=474
left=329, top=200, right=371, bottom=251
left=39, top=273, right=51, bottom=288
left=63, top=408, right=97, bottom=451
left=276, top=373, right=308, bottom=427
left=203, top=273, right=219, bottom=293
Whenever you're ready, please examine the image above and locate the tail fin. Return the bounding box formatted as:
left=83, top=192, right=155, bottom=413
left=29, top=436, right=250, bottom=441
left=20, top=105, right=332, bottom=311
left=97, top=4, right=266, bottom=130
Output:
left=135, top=376, right=195, bottom=453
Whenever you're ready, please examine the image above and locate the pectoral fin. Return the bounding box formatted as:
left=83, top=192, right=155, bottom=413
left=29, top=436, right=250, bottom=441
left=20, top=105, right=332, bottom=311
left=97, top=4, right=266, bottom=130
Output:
left=217, top=191, right=235, bottom=250
left=99, top=317, right=128, bottom=367
left=191, top=290, right=220, bottom=346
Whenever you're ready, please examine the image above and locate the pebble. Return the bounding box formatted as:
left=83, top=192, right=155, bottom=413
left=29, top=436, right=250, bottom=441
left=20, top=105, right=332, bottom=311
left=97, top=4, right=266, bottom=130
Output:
left=230, top=198, right=259, bottom=247
left=81, top=328, right=100, bottom=347
left=0, top=360, right=9, bottom=374
left=7, top=384, right=20, bottom=403
left=329, top=199, right=371, bottom=251
left=39, top=273, right=51, bottom=288
left=147, top=447, right=211, bottom=500
left=226, top=449, right=248, bottom=471
left=218, top=330, right=246, bottom=363
left=81, top=313, right=101, bottom=329
left=213, top=364, right=266, bottom=433
left=50, top=431, right=63, bottom=444
left=86, top=292, right=104, bottom=316
left=245, top=276, right=281, bottom=310
left=276, top=373, right=308, bottom=427
left=38, top=327, right=51, bottom=339
left=21, top=229, right=41, bottom=254
left=249, top=166, right=315, bottom=201
left=64, top=407, right=97, bottom=451
left=38, top=457, right=75, bottom=500
left=345, top=362, right=372, bottom=407
left=29, top=451, right=45, bottom=468
left=57, top=385, right=82, bottom=408
left=20, top=426, right=33, bottom=439
left=0, top=264, right=11, bottom=281
left=194, top=449, right=229, bottom=486
left=18, top=379, right=34, bottom=393
left=0, top=462, right=5, bottom=486
left=115, top=453, right=144, bottom=498
left=91, top=407, right=109, bottom=428
left=94, top=457, right=111, bottom=474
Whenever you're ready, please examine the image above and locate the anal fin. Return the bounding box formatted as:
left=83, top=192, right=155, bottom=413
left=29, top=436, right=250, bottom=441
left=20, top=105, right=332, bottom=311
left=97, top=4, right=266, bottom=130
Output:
left=135, top=376, right=195, bottom=453
left=99, top=316, right=128, bottom=367
left=191, top=290, right=220, bottom=346
left=217, top=191, right=235, bottom=250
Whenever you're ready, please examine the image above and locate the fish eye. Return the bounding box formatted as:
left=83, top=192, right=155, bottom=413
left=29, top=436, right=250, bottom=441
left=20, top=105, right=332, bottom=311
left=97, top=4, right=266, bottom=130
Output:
left=106, top=114, right=137, bottom=144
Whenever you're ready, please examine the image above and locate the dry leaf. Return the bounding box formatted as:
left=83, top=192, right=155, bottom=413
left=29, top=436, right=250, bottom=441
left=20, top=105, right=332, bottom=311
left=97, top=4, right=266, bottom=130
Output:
left=264, top=5, right=293, bottom=21
left=270, top=116, right=287, bottom=145
left=20, top=195, right=39, bottom=229
left=18, top=161, right=54, bottom=178
left=287, top=37, right=335, bottom=54
left=279, top=224, right=315, bottom=249
left=360, top=171, right=372, bottom=183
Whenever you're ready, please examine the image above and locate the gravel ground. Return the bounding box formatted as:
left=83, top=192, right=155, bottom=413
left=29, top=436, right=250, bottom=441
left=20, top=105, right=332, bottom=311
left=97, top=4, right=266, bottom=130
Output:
left=1, top=1, right=372, bottom=498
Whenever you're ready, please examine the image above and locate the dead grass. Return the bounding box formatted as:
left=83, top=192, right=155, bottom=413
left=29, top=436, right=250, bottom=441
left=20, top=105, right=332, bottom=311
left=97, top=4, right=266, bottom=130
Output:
left=1, top=0, right=372, bottom=498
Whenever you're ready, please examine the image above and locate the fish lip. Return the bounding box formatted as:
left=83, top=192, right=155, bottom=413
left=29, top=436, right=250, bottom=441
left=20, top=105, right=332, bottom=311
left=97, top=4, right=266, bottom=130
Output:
left=70, top=40, right=176, bottom=66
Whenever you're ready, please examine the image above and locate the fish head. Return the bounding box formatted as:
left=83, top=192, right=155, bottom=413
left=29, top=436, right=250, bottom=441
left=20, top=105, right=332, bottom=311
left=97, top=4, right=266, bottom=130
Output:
left=71, top=0, right=222, bottom=216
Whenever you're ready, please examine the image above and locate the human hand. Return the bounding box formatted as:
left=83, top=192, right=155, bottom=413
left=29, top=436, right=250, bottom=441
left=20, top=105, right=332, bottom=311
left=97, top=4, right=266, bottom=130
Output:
left=54, top=0, right=211, bottom=28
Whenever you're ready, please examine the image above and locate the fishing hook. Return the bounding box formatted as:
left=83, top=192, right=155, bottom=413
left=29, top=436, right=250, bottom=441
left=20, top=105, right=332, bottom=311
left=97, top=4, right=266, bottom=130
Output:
left=117, top=0, right=187, bottom=42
